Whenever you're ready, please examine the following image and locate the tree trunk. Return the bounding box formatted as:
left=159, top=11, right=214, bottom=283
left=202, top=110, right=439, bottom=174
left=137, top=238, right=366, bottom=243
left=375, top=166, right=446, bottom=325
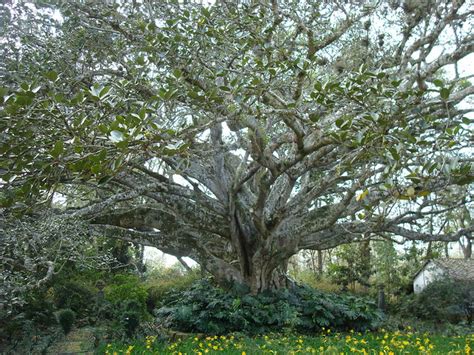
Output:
left=246, top=259, right=290, bottom=294
left=317, top=249, right=323, bottom=276
left=359, top=240, right=371, bottom=289
left=460, top=236, right=472, bottom=259
left=426, top=241, right=433, bottom=259
left=202, top=243, right=292, bottom=294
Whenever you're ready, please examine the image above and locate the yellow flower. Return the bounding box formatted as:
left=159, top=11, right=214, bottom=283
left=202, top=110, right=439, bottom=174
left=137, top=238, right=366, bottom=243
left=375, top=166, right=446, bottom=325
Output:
left=242, top=352, right=246, bottom=355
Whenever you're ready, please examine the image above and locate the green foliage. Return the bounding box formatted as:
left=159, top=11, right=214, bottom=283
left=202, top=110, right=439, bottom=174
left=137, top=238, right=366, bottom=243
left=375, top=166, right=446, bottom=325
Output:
left=327, top=243, right=373, bottom=291
left=295, top=285, right=382, bottom=332
left=117, top=300, right=142, bottom=338
left=371, top=241, right=404, bottom=295
left=52, top=280, right=95, bottom=318
left=105, top=274, right=148, bottom=315
left=396, top=279, right=474, bottom=324
left=156, top=279, right=382, bottom=335
left=56, top=308, right=75, bottom=334
left=121, top=310, right=141, bottom=338
left=22, top=289, right=56, bottom=325
left=145, top=266, right=200, bottom=312
left=290, top=270, right=340, bottom=294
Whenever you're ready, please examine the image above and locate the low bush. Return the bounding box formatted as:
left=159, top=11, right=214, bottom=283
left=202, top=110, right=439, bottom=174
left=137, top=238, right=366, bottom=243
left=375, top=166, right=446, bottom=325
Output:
left=105, top=278, right=151, bottom=339
left=396, top=279, right=474, bottom=324
left=105, top=274, right=148, bottom=316
left=155, top=279, right=382, bottom=335
left=53, top=280, right=95, bottom=318
left=290, top=270, right=340, bottom=293
left=145, top=269, right=200, bottom=312
left=57, top=308, right=75, bottom=334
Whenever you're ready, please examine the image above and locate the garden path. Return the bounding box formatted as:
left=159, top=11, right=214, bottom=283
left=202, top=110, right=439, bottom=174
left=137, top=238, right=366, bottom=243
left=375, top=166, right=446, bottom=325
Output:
left=46, top=327, right=95, bottom=354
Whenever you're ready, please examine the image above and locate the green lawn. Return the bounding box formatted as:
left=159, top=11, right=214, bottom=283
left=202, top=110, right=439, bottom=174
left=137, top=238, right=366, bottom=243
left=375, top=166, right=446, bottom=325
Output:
left=99, top=329, right=473, bottom=354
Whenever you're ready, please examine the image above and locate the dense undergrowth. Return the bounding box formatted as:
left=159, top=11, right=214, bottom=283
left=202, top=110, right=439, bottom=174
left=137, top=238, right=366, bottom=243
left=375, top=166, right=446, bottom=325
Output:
left=156, top=279, right=382, bottom=334
left=2, top=262, right=473, bottom=354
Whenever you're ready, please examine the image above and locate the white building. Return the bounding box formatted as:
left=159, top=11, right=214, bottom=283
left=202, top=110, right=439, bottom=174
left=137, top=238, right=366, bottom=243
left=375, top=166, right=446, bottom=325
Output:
left=413, top=258, right=474, bottom=294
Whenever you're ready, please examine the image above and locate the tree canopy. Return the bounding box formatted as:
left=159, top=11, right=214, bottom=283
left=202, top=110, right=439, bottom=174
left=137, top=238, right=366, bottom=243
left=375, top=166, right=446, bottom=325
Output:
left=1, top=0, right=473, bottom=292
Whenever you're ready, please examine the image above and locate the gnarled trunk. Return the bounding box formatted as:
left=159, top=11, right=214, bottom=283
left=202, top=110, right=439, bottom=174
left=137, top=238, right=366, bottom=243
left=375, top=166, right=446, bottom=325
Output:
left=204, top=250, right=291, bottom=294
left=246, top=255, right=290, bottom=294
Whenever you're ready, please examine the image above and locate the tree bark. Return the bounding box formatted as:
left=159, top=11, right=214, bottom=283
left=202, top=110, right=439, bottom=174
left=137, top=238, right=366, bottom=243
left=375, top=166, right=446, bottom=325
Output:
left=460, top=236, right=472, bottom=259
left=243, top=257, right=290, bottom=294
left=201, top=251, right=291, bottom=293
left=317, top=249, right=323, bottom=276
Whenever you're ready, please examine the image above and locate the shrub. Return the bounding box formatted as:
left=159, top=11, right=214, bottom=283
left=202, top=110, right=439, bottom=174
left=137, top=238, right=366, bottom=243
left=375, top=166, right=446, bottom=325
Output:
left=106, top=278, right=151, bottom=338
left=22, top=289, right=56, bottom=325
left=155, top=279, right=382, bottom=335
left=121, top=310, right=141, bottom=337
left=396, top=279, right=474, bottom=324
left=53, top=280, right=95, bottom=318
left=57, top=309, right=75, bottom=334
left=105, top=274, right=148, bottom=315
left=291, top=271, right=340, bottom=293
left=146, top=269, right=200, bottom=312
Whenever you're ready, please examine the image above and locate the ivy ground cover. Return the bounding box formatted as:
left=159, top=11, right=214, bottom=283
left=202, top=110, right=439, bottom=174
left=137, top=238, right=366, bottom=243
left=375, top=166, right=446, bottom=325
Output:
left=100, top=329, right=473, bottom=354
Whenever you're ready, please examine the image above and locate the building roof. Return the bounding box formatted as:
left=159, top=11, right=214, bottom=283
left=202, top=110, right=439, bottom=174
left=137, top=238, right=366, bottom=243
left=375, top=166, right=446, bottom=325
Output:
left=413, top=258, right=474, bottom=282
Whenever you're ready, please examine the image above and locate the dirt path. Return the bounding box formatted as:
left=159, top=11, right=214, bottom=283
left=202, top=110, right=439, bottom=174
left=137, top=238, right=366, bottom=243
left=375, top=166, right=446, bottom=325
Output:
left=46, top=327, right=96, bottom=354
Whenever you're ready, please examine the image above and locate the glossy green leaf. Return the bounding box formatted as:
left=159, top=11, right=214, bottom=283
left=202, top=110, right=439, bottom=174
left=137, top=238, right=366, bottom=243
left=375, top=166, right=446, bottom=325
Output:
left=440, top=88, right=450, bottom=100
left=45, top=71, right=58, bottom=82
left=50, top=140, right=64, bottom=158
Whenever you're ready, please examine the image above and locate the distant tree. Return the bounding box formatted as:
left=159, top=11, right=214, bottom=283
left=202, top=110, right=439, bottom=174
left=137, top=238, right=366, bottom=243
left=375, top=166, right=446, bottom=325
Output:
left=372, top=240, right=402, bottom=295
left=1, top=1, right=473, bottom=292
left=328, top=242, right=373, bottom=291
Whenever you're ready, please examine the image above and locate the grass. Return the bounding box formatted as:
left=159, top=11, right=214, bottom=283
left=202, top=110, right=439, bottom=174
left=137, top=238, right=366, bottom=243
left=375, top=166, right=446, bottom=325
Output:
left=99, top=328, right=473, bottom=354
